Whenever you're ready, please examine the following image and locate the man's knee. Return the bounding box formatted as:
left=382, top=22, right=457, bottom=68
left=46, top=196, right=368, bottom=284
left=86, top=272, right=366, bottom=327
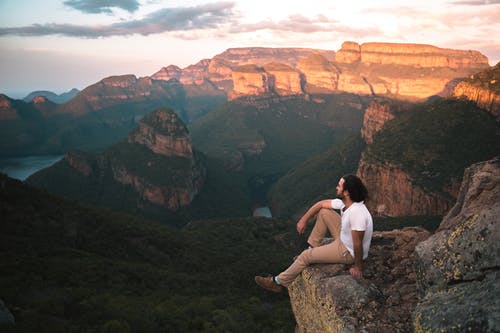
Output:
left=296, top=249, right=312, bottom=265
left=318, top=208, right=340, bottom=220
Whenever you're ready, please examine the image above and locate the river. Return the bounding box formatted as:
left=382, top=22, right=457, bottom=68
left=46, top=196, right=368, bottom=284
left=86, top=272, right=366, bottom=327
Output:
left=0, top=155, right=63, bottom=181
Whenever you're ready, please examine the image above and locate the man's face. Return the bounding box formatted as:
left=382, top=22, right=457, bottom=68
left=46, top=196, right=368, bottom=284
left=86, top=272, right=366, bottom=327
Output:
left=336, top=178, right=345, bottom=198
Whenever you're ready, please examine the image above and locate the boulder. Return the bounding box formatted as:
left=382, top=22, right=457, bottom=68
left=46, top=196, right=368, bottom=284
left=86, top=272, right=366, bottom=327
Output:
left=413, top=157, right=500, bottom=332
left=288, top=227, right=430, bottom=332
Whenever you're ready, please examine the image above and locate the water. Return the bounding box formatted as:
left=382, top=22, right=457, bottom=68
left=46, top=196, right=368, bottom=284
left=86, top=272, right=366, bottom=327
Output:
left=0, top=155, right=63, bottom=181
left=253, top=206, right=272, bottom=218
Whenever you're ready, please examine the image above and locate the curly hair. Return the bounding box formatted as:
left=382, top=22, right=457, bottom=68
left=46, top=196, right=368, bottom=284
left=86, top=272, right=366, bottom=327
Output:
left=342, top=174, right=368, bottom=202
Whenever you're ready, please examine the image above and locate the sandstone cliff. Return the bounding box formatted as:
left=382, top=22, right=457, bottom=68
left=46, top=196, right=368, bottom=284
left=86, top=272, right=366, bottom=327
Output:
left=413, top=157, right=499, bottom=332
left=360, top=99, right=408, bottom=144
left=229, top=64, right=272, bottom=99
left=31, top=108, right=206, bottom=213
left=453, top=62, right=500, bottom=120
left=297, top=54, right=339, bottom=93
left=335, top=41, right=490, bottom=99
left=356, top=154, right=457, bottom=217
left=220, top=43, right=488, bottom=100
left=288, top=227, right=431, bottom=332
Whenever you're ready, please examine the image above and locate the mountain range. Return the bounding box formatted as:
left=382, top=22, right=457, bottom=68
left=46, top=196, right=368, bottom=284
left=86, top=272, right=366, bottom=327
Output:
left=1, top=41, right=499, bottom=332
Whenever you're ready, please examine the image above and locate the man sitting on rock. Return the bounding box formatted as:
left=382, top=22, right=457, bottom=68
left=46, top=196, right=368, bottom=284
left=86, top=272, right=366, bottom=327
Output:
left=255, top=174, right=373, bottom=292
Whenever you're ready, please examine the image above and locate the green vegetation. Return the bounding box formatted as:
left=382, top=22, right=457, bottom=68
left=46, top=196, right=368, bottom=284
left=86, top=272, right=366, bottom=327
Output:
left=269, top=134, right=365, bottom=219
left=0, top=174, right=297, bottom=332
left=190, top=93, right=368, bottom=183
left=365, top=98, right=500, bottom=192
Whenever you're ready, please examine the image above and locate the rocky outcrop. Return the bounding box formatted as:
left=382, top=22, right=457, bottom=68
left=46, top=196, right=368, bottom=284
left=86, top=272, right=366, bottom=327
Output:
left=337, top=42, right=489, bottom=69
left=229, top=64, right=272, bottom=99
left=335, top=42, right=490, bottom=99
left=453, top=63, right=500, bottom=120
left=288, top=227, right=431, bottom=332
left=360, top=99, right=412, bottom=144
left=356, top=155, right=457, bottom=216
left=413, top=157, right=500, bottom=332
left=0, top=94, right=17, bottom=120
left=40, top=108, right=206, bottom=212
left=297, top=54, right=339, bottom=93
left=263, top=63, right=302, bottom=96
left=128, top=110, right=193, bottom=158
left=360, top=99, right=397, bottom=144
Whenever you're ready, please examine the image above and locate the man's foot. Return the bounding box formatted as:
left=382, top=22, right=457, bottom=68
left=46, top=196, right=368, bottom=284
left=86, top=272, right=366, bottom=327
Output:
left=254, top=276, right=283, bottom=293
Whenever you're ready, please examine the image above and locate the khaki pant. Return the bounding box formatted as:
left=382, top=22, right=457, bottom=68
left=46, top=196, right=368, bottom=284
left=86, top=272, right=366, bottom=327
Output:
left=277, top=209, right=353, bottom=286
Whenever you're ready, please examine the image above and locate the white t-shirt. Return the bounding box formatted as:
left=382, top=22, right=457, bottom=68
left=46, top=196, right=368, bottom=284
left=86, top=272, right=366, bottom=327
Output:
left=331, top=199, right=373, bottom=259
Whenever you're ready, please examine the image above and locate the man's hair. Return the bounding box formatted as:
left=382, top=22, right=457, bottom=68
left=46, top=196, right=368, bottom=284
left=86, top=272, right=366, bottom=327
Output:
left=342, top=174, right=368, bottom=202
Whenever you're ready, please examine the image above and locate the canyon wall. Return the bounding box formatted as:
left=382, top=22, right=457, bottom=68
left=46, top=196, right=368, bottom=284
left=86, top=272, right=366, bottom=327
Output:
left=61, top=108, right=205, bottom=212
left=149, top=43, right=489, bottom=101
left=453, top=63, right=500, bottom=120
left=356, top=155, right=457, bottom=217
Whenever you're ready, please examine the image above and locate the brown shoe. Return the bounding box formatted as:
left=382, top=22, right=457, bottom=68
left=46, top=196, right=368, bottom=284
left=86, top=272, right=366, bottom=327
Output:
left=255, top=276, right=283, bottom=293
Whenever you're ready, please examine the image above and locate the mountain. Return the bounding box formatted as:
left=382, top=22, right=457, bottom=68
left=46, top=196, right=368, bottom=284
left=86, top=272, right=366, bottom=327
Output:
left=0, top=173, right=298, bottom=332
left=27, top=108, right=206, bottom=223
left=23, top=88, right=79, bottom=104
left=0, top=42, right=491, bottom=158
left=453, top=62, right=500, bottom=120
left=358, top=97, right=499, bottom=216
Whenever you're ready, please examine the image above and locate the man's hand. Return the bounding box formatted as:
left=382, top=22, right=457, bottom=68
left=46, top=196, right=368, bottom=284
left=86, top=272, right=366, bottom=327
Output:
left=296, top=219, right=307, bottom=234
left=349, top=265, right=363, bottom=279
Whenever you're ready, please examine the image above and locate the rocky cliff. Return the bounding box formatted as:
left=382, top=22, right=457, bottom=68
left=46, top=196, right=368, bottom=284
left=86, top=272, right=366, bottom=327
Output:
left=413, top=157, right=499, bottom=332
left=287, top=157, right=499, bottom=332
left=29, top=108, right=206, bottom=213
left=360, top=99, right=408, bottom=144
left=453, top=62, right=500, bottom=120
left=288, top=227, right=431, bottom=332
left=357, top=97, right=498, bottom=217
left=356, top=155, right=457, bottom=216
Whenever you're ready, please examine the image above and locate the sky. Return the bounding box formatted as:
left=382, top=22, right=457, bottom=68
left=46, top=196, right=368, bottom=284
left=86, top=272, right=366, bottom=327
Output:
left=1, top=0, right=499, bottom=98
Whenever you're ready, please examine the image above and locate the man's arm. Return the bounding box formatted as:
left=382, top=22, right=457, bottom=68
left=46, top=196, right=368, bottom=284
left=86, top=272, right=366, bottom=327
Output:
left=349, top=230, right=365, bottom=278
left=296, top=200, right=332, bottom=234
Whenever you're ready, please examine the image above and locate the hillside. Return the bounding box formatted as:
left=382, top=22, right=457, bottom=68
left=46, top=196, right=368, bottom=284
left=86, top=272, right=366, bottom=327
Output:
left=26, top=108, right=253, bottom=224
left=190, top=93, right=369, bottom=195
left=269, top=134, right=365, bottom=219
left=0, top=173, right=298, bottom=332
left=359, top=97, right=500, bottom=216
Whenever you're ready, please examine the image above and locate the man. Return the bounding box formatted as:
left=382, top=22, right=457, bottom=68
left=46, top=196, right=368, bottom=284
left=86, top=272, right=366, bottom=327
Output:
left=255, top=174, right=373, bottom=292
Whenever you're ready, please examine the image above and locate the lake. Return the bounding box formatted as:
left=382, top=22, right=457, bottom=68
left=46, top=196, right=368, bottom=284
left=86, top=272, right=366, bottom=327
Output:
left=0, top=155, right=63, bottom=181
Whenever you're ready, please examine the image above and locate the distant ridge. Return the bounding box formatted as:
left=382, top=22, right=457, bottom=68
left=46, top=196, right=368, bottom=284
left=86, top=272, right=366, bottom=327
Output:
left=23, top=88, right=79, bottom=104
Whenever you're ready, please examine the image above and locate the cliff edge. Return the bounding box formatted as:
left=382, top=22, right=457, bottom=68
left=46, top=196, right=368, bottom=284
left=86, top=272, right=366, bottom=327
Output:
left=288, top=227, right=430, bottom=332
left=287, top=157, right=499, bottom=332
left=413, top=157, right=500, bottom=332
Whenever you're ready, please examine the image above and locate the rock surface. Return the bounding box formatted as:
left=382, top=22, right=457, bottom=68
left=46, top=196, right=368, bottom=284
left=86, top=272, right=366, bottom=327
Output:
left=453, top=62, right=500, bottom=120
left=413, top=157, right=500, bottom=332
left=360, top=99, right=403, bottom=144
left=356, top=155, right=456, bottom=216
left=288, top=227, right=431, bottom=332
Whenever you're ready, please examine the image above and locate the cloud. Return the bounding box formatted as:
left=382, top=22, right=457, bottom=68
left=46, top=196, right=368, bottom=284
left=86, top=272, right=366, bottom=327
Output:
left=450, top=0, right=500, bottom=5
left=0, top=2, right=235, bottom=37
left=228, top=14, right=382, bottom=38
left=63, top=0, right=141, bottom=14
